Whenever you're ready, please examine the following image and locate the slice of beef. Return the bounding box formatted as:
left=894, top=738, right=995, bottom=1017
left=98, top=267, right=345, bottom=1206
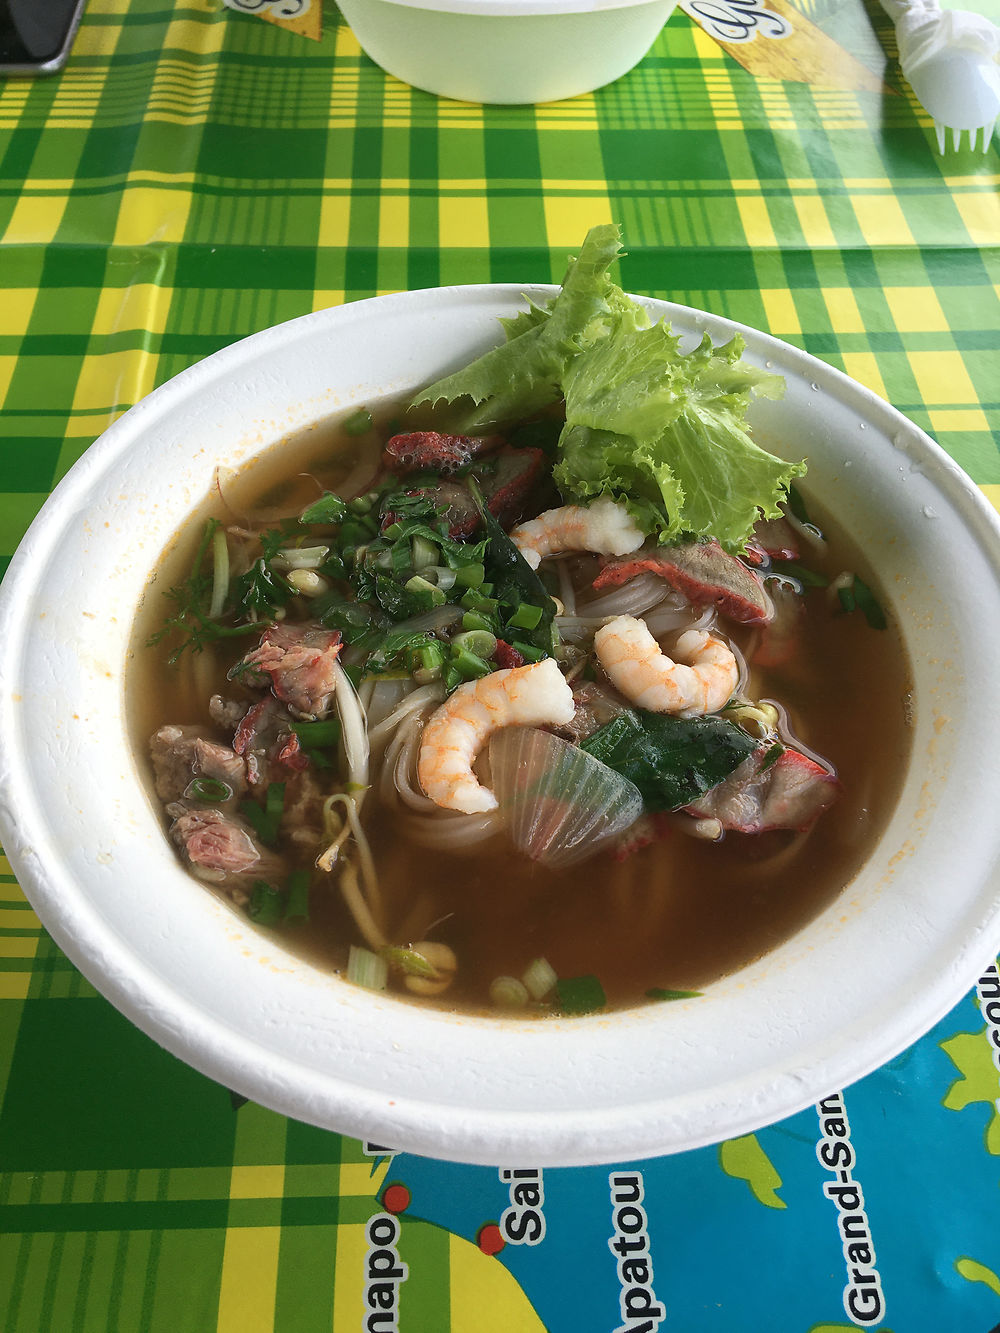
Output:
left=553, top=681, right=626, bottom=745
left=684, top=745, right=839, bottom=833
left=233, top=696, right=310, bottom=786
left=167, top=805, right=282, bottom=882
left=593, top=540, right=773, bottom=626
left=384, top=431, right=504, bottom=474
left=209, top=694, right=249, bottom=732
left=150, top=725, right=248, bottom=802
left=236, top=623, right=342, bottom=718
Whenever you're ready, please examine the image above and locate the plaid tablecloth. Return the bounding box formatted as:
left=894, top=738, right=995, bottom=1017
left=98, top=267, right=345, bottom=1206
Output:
left=1, top=2, right=999, bottom=1329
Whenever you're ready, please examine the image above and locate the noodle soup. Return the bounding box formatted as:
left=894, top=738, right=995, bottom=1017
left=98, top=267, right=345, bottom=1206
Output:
left=131, top=404, right=912, bottom=1016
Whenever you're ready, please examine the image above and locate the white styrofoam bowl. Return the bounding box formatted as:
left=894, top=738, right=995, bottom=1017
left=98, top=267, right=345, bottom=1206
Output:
left=1, top=285, right=999, bottom=1167
left=337, top=0, right=678, bottom=103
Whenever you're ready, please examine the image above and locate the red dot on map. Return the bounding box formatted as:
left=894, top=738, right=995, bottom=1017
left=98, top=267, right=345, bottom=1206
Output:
left=382, top=1183, right=411, bottom=1214
left=477, top=1223, right=505, bottom=1256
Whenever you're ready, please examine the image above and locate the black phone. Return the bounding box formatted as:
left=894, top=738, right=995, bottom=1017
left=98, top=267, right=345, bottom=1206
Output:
left=0, top=0, right=87, bottom=76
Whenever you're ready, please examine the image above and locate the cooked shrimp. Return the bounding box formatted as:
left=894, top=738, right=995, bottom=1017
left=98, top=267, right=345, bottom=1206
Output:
left=509, top=497, right=644, bottom=570
left=418, top=658, right=575, bottom=814
left=594, top=615, right=738, bottom=717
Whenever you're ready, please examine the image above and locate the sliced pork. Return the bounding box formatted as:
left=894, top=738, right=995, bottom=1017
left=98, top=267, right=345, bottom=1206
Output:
left=684, top=745, right=839, bottom=833
left=594, top=540, right=773, bottom=626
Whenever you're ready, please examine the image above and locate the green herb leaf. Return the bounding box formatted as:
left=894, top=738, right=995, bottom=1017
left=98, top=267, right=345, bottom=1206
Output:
left=580, top=710, right=757, bottom=811
left=301, top=492, right=349, bottom=525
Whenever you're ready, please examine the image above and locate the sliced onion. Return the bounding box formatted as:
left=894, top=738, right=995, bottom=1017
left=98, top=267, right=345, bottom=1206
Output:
left=488, top=727, right=643, bottom=869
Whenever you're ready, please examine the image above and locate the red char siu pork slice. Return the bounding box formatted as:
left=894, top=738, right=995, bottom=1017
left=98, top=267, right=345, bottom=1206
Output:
left=684, top=745, right=840, bottom=834
left=593, top=540, right=773, bottom=626
left=383, top=430, right=504, bottom=474
left=390, top=446, right=547, bottom=539
left=236, top=624, right=342, bottom=718
left=743, top=515, right=800, bottom=566
left=233, top=696, right=310, bottom=786
left=480, top=446, right=547, bottom=530
left=150, top=725, right=248, bottom=802
left=167, top=805, right=284, bottom=885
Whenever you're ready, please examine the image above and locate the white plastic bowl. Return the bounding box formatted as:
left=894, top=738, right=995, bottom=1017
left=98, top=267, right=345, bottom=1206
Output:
left=1, top=285, right=999, bottom=1167
left=337, top=0, right=678, bottom=103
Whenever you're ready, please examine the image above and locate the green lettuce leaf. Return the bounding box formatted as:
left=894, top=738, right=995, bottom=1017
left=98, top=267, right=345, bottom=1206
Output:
left=555, top=321, right=798, bottom=552
left=409, top=223, right=628, bottom=432
left=409, top=222, right=804, bottom=553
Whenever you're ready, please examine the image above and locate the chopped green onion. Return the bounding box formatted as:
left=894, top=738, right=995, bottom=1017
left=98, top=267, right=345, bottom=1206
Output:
left=247, top=881, right=283, bottom=925
left=185, top=776, right=232, bottom=803
left=239, top=782, right=286, bottom=847
left=410, top=535, right=439, bottom=571
left=380, top=945, right=438, bottom=979
left=461, top=610, right=495, bottom=634
left=450, top=646, right=492, bottom=680
left=344, top=407, right=374, bottom=436
left=490, top=976, right=530, bottom=1008
left=852, top=575, right=887, bottom=630
left=422, top=565, right=458, bottom=592
left=771, top=559, right=827, bottom=588
left=522, top=957, right=558, bottom=1001
left=284, top=870, right=310, bottom=922
left=645, top=987, right=703, bottom=1001
left=348, top=493, right=375, bottom=515
left=455, top=562, right=486, bottom=590
left=290, top=719, right=342, bottom=749
left=273, top=545, right=330, bottom=571
left=442, top=662, right=463, bottom=692
left=460, top=588, right=500, bottom=616
left=405, top=575, right=448, bottom=606
left=507, top=601, right=544, bottom=631
left=556, top=974, right=607, bottom=1015
left=451, top=629, right=498, bottom=659
left=510, top=640, right=547, bottom=663
left=347, top=945, right=388, bottom=991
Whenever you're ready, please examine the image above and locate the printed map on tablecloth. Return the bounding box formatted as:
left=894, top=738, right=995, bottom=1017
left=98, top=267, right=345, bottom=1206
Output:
left=346, top=964, right=1000, bottom=1331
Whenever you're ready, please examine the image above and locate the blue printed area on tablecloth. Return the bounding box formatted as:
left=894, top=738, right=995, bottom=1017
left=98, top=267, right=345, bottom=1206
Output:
left=386, top=974, right=1000, bottom=1333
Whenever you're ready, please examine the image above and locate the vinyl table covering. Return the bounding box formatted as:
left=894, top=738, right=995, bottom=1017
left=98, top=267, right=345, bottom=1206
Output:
left=1, top=1, right=999, bottom=1329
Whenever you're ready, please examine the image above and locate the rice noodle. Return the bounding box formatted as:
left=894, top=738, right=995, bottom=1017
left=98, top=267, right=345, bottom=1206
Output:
left=369, top=682, right=445, bottom=747
left=577, top=572, right=675, bottom=619
left=400, top=808, right=503, bottom=850
left=640, top=600, right=699, bottom=637
left=364, top=676, right=412, bottom=732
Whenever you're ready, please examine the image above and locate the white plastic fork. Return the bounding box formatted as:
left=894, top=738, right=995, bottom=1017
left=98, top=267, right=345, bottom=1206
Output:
left=879, top=0, right=1000, bottom=152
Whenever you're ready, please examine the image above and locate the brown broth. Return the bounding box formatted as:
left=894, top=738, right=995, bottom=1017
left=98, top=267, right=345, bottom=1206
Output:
left=129, top=410, right=913, bottom=1015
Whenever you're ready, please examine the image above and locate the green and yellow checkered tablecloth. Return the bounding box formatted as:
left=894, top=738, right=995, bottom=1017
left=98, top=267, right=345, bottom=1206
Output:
left=1, top=2, right=999, bottom=1329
